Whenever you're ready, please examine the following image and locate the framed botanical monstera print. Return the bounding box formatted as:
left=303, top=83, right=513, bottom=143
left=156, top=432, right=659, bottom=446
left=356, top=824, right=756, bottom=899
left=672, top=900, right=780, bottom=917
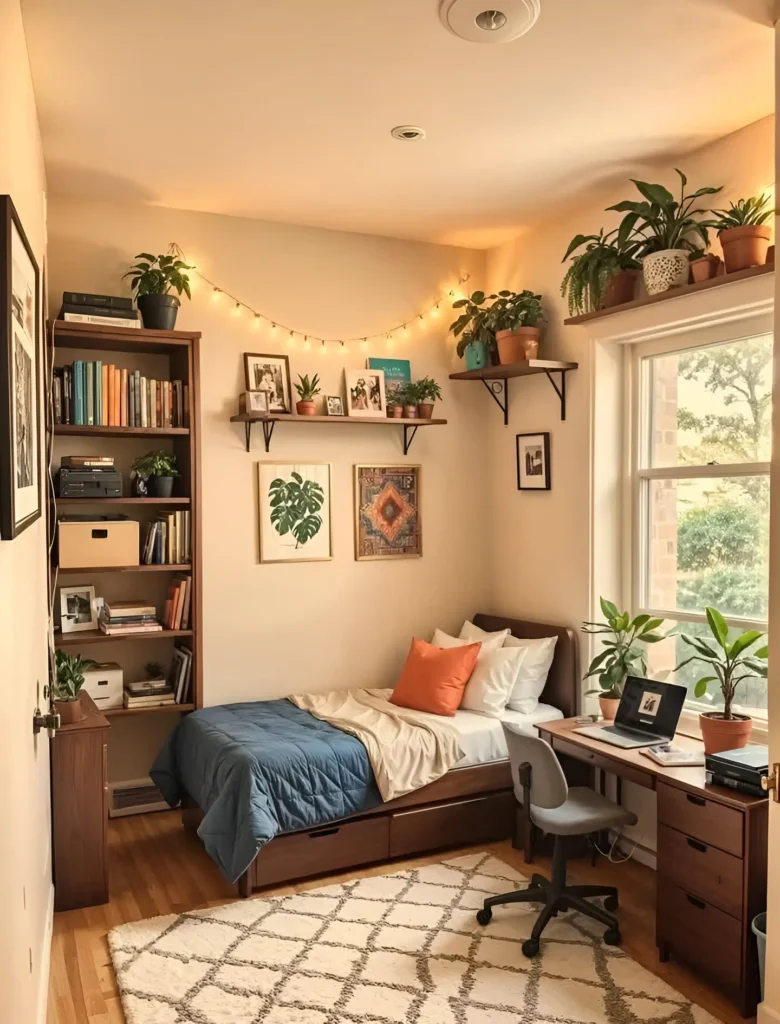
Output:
left=258, top=462, right=332, bottom=563
left=354, top=465, right=421, bottom=560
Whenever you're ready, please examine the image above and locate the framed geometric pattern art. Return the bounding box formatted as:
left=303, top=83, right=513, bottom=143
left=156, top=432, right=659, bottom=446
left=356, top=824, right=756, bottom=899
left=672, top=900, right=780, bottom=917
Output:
left=354, top=464, right=421, bottom=561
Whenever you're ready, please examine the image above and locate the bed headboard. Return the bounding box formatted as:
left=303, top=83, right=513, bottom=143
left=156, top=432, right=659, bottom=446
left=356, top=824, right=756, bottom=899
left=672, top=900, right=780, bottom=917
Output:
left=471, top=614, right=579, bottom=719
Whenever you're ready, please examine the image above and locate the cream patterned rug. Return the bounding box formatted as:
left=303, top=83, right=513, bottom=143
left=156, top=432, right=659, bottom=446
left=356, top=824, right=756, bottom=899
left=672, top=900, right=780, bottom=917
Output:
left=109, top=851, right=722, bottom=1024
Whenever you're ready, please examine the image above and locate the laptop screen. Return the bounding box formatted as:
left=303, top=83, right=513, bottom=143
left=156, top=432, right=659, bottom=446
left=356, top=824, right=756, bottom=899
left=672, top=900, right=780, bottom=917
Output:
left=615, top=677, right=687, bottom=739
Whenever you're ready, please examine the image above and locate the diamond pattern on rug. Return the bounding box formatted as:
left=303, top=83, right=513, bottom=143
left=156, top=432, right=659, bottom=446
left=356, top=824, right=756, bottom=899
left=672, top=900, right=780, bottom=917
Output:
left=109, top=851, right=725, bottom=1024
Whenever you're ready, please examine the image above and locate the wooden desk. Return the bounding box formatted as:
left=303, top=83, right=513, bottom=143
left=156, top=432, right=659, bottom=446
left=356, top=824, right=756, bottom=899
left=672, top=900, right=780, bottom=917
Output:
left=537, top=719, right=768, bottom=1018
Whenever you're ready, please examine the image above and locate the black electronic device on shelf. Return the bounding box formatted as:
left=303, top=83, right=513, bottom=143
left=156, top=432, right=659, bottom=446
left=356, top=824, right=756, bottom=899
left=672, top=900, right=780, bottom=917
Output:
left=705, top=744, right=769, bottom=797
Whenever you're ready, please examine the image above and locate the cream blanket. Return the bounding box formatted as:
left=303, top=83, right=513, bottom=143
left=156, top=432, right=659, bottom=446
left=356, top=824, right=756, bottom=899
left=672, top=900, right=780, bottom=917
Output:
left=289, top=687, right=463, bottom=802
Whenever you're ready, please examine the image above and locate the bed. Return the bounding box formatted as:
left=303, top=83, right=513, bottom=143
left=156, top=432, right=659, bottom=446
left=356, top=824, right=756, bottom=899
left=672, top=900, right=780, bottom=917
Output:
left=158, top=614, right=578, bottom=895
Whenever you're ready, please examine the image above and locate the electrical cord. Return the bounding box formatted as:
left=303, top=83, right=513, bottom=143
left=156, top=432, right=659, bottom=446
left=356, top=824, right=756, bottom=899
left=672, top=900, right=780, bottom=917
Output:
left=593, top=827, right=639, bottom=864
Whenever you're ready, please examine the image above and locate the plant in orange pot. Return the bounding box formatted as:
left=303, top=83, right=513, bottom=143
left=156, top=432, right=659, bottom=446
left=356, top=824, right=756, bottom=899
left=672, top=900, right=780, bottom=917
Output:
left=485, top=289, right=545, bottom=364
left=675, top=607, right=767, bottom=755
left=294, top=373, right=320, bottom=415
left=582, top=599, right=667, bottom=721
left=53, top=650, right=98, bottom=725
left=702, top=194, right=773, bottom=274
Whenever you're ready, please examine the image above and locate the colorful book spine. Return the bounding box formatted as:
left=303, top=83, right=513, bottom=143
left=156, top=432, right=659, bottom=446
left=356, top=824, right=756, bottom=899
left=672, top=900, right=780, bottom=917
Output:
left=86, top=362, right=94, bottom=425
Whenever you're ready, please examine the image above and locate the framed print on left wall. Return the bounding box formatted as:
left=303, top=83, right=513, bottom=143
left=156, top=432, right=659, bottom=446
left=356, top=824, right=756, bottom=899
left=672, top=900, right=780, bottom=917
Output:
left=0, top=195, right=41, bottom=540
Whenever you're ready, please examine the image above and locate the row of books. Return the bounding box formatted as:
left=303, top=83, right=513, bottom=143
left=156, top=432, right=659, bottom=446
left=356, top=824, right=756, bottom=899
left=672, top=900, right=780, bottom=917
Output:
left=99, top=599, right=162, bottom=636
left=163, top=578, right=192, bottom=631
left=52, top=362, right=189, bottom=428
left=123, top=648, right=193, bottom=708
left=142, top=512, right=191, bottom=565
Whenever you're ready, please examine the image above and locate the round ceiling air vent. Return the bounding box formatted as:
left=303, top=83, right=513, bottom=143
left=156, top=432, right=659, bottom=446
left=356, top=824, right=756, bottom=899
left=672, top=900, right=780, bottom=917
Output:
left=391, top=125, right=427, bottom=141
left=439, top=0, right=541, bottom=43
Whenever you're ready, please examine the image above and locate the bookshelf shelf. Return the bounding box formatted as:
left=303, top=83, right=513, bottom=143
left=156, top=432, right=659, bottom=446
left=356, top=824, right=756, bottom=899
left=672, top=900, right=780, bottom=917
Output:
left=54, top=424, right=189, bottom=438
left=55, top=497, right=191, bottom=507
left=48, top=318, right=197, bottom=355
left=104, top=703, right=195, bottom=719
left=229, top=412, right=447, bottom=454
left=55, top=628, right=194, bottom=647
left=56, top=564, right=192, bottom=574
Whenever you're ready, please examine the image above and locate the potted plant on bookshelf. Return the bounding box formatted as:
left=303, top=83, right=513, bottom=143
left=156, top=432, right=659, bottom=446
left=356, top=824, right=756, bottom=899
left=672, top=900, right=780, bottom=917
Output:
left=702, top=194, right=774, bottom=274
left=450, top=291, right=494, bottom=370
left=294, top=373, right=321, bottom=416
left=675, top=607, right=768, bottom=754
left=561, top=227, right=643, bottom=315
left=53, top=651, right=98, bottom=725
left=123, top=252, right=193, bottom=330
left=414, top=377, right=442, bottom=419
left=583, top=599, right=666, bottom=720
left=484, top=290, right=545, bottom=364
left=131, top=450, right=179, bottom=498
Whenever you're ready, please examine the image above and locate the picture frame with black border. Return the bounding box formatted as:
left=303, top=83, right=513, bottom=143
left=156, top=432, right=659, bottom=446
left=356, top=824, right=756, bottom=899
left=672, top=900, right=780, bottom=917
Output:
left=325, top=395, right=344, bottom=416
left=59, top=584, right=98, bottom=633
left=243, top=353, right=292, bottom=414
left=516, top=432, right=551, bottom=491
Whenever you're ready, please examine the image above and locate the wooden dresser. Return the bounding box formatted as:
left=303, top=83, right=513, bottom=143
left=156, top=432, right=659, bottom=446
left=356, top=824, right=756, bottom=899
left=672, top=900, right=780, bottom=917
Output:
left=51, top=693, right=110, bottom=911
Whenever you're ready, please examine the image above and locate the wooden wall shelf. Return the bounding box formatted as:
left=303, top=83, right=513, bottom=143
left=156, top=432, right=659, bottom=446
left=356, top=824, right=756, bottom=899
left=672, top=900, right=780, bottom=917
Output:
left=229, top=412, right=447, bottom=454
left=449, top=359, right=578, bottom=423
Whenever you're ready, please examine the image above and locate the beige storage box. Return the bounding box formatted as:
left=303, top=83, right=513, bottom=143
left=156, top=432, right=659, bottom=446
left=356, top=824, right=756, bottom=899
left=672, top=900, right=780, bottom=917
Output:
left=58, top=516, right=140, bottom=568
left=82, top=662, right=123, bottom=711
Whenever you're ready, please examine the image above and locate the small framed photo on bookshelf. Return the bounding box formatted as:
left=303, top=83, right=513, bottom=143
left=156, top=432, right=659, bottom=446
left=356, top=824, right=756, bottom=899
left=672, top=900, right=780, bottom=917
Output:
left=59, top=584, right=98, bottom=633
left=345, top=368, right=386, bottom=418
left=243, top=353, right=292, bottom=414
left=325, top=396, right=344, bottom=416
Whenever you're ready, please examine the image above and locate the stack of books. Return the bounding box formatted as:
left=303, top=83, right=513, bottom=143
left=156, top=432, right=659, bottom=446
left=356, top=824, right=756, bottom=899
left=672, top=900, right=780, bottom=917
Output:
left=57, top=291, right=140, bottom=329
left=168, top=645, right=194, bottom=704
left=99, top=600, right=162, bottom=636
left=123, top=678, right=175, bottom=710
left=142, top=511, right=191, bottom=565
left=163, top=578, right=192, bottom=630
left=60, top=454, right=114, bottom=472
left=52, top=362, right=190, bottom=429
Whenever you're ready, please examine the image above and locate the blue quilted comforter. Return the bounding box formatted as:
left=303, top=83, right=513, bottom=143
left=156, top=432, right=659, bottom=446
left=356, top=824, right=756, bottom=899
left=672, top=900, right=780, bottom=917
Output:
left=151, top=700, right=381, bottom=882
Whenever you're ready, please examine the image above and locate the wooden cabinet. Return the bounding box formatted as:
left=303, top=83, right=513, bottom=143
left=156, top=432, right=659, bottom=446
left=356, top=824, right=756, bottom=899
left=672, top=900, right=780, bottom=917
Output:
left=51, top=693, right=109, bottom=911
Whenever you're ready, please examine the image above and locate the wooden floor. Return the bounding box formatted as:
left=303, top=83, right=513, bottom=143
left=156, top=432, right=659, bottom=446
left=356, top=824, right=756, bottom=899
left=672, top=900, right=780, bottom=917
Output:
left=48, top=810, right=751, bottom=1024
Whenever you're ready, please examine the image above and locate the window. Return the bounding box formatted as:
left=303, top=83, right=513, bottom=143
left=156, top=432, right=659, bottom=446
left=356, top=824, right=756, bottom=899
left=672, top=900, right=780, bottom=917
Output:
left=630, top=331, right=771, bottom=721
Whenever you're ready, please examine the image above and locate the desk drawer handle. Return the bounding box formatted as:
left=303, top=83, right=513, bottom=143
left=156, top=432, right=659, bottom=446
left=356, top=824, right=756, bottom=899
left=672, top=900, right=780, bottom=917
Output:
left=686, top=794, right=706, bottom=807
left=686, top=837, right=708, bottom=854
left=685, top=894, right=707, bottom=911
left=308, top=827, right=340, bottom=839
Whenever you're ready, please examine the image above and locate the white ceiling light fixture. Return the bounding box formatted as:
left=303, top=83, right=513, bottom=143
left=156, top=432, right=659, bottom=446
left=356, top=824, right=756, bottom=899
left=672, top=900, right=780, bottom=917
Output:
left=391, top=125, right=427, bottom=141
left=439, top=0, right=541, bottom=43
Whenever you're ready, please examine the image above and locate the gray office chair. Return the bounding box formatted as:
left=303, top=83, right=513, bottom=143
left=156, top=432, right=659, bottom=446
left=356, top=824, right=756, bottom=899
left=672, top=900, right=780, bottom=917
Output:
left=476, top=723, right=638, bottom=957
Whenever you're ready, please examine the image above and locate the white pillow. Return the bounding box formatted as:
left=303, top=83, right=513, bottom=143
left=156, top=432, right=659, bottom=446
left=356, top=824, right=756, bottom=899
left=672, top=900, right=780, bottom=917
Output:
left=457, top=621, right=510, bottom=648
left=460, top=621, right=558, bottom=715
left=432, top=627, right=506, bottom=654
left=431, top=629, right=527, bottom=717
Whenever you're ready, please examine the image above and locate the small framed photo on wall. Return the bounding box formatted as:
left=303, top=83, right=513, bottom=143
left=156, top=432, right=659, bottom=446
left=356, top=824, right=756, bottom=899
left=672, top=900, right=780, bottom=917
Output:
left=59, top=584, right=98, bottom=633
left=516, top=432, right=551, bottom=491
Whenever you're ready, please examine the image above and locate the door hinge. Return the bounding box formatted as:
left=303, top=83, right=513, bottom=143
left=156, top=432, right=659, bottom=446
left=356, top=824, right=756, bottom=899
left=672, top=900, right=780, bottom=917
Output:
left=761, top=764, right=780, bottom=802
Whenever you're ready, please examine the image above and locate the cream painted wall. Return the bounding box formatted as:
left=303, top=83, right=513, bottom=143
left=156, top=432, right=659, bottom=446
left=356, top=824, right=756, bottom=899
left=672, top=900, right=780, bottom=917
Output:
left=46, top=198, right=488, bottom=779
left=0, top=2, right=52, bottom=1022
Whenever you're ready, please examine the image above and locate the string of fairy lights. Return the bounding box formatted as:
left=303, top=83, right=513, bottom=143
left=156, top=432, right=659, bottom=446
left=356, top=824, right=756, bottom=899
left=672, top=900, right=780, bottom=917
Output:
left=169, top=244, right=469, bottom=354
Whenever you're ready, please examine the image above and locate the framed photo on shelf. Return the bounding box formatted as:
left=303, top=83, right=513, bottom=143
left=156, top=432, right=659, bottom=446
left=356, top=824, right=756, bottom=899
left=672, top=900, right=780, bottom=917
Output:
left=516, top=432, right=551, bottom=491
left=345, top=368, right=386, bottom=418
left=0, top=195, right=41, bottom=540
left=59, top=584, right=98, bottom=633
left=243, top=353, right=292, bottom=414
left=257, top=462, right=332, bottom=563
left=325, top=395, right=344, bottom=416
left=354, top=464, right=421, bottom=560
left=240, top=390, right=270, bottom=415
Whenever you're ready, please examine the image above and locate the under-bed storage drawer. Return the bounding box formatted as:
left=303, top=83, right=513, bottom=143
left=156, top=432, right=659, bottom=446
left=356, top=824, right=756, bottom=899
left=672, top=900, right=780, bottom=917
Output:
left=252, top=816, right=390, bottom=888
left=389, top=791, right=514, bottom=858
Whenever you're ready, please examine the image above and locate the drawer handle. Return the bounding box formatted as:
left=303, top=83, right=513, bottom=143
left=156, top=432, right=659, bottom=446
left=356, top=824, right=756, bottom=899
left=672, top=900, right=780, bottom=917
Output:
left=308, top=827, right=340, bottom=839
left=686, top=837, right=708, bottom=854
left=686, top=794, right=706, bottom=807
left=685, top=893, right=707, bottom=911
left=91, top=529, right=108, bottom=539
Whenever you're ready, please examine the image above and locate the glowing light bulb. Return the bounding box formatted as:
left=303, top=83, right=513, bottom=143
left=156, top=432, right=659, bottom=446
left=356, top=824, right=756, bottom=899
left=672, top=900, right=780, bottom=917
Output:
left=360, top=339, right=368, bottom=353
left=232, top=302, right=243, bottom=318
left=320, top=341, right=328, bottom=356
left=431, top=304, right=441, bottom=318
left=303, top=338, right=311, bottom=351
left=253, top=314, right=262, bottom=329
left=211, top=288, right=221, bottom=302
left=402, top=324, right=409, bottom=337
left=386, top=336, right=394, bottom=351
left=418, top=315, right=425, bottom=329
left=341, top=342, right=349, bottom=355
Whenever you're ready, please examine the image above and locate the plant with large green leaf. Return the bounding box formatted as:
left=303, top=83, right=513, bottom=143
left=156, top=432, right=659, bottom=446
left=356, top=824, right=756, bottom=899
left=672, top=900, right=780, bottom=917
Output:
left=450, top=290, right=495, bottom=359
left=54, top=651, right=98, bottom=702
left=582, top=598, right=666, bottom=699
left=483, top=290, right=544, bottom=332
left=674, top=607, right=767, bottom=720
left=123, top=253, right=193, bottom=298
left=268, top=471, right=325, bottom=548
left=703, top=194, right=774, bottom=231
left=561, top=227, right=644, bottom=316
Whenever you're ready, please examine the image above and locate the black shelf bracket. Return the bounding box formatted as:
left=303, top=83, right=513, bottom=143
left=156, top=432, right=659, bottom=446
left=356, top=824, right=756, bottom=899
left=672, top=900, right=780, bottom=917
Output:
left=243, top=420, right=275, bottom=453
left=481, top=379, right=509, bottom=426
left=403, top=424, right=419, bottom=455
left=544, top=369, right=568, bottom=421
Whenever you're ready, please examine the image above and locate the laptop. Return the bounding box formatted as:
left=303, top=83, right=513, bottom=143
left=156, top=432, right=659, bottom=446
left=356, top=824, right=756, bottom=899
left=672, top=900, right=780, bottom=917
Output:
left=575, top=677, right=687, bottom=749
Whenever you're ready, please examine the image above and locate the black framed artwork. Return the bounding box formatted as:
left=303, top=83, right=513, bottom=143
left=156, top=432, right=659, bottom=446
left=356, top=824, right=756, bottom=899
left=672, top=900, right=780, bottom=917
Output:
left=516, top=432, right=551, bottom=491
left=0, top=196, right=41, bottom=539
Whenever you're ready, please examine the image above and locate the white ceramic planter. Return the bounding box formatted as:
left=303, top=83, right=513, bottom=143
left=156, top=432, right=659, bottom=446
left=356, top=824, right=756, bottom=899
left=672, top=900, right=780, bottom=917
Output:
left=642, top=249, right=690, bottom=295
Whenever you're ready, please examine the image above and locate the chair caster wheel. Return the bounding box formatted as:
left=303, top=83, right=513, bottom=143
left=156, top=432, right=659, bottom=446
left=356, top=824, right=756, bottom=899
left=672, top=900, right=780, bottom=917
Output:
left=476, top=908, right=492, bottom=926
left=604, top=928, right=622, bottom=946
left=604, top=895, right=619, bottom=912
left=521, top=939, right=540, bottom=958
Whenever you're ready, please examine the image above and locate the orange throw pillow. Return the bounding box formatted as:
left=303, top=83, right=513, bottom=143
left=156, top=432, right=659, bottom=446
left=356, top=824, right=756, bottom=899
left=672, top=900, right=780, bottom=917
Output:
left=390, top=638, right=481, bottom=717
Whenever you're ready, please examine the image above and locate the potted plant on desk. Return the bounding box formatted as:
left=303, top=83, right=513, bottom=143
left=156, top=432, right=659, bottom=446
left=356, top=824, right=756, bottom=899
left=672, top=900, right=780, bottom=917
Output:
left=583, top=598, right=666, bottom=720
left=54, top=651, right=98, bottom=725
left=675, top=606, right=768, bottom=754
left=294, top=373, right=320, bottom=416
left=131, top=450, right=179, bottom=497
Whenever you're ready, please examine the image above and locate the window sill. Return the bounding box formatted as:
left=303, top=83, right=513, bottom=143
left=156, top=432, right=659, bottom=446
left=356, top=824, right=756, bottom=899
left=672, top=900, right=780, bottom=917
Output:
left=676, top=709, right=768, bottom=746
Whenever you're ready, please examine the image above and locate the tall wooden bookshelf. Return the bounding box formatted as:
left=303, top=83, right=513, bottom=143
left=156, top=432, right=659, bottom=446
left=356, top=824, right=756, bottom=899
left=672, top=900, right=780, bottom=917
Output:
left=46, top=320, right=202, bottom=716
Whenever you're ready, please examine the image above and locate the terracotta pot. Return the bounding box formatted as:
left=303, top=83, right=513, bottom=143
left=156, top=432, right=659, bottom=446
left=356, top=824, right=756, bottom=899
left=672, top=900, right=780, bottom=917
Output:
left=719, top=225, right=771, bottom=274
left=403, top=405, right=417, bottom=419
left=690, top=254, right=722, bottom=284
left=55, top=699, right=83, bottom=725
left=602, top=269, right=638, bottom=308
left=767, top=244, right=775, bottom=264
left=496, top=327, right=541, bottom=365
left=642, top=249, right=690, bottom=295
left=417, top=403, right=434, bottom=420
left=387, top=405, right=403, bottom=419
left=699, top=712, right=753, bottom=755
left=296, top=401, right=316, bottom=416
left=599, top=696, right=621, bottom=722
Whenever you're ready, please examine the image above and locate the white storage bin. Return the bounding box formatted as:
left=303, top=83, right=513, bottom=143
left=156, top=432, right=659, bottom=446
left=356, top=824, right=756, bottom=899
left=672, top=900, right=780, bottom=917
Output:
left=82, top=662, right=123, bottom=710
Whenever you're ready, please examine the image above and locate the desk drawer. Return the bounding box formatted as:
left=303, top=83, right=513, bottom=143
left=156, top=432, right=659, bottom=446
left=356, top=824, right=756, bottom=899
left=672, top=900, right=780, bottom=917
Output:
left=658, top=782, right=743, bottom=857
left=657, top=824, right=743, bottom=919
left=552, top=738, right=653, bottom=790
left=389, top=791, right=514, bottom=858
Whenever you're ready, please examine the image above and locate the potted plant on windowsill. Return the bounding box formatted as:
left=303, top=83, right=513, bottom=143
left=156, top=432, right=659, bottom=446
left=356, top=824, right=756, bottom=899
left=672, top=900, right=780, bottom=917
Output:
left=702, top=194, right=774, bottom=274
left=294, top=373, right=320, bottom=416
left=485, top=290, right=545, bottom=364
left=675, top=606, right=768, bottom=755
left=450, top=291, right=494, bottom=370
left=583, top=599, right=666, bottom=720
left=413, top=376, right=442, bottom=419
left=123, top=252, right=193, bottom=330
left=131, top=450, right=179, bottom=498
left=54, top=651, right=98, bottom=725
left=561, top=227, right=643, bottom=316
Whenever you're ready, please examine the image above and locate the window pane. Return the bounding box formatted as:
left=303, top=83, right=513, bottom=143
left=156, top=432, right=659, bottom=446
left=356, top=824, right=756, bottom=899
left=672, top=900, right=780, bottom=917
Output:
left=647, top=334, right=772, bottom=468
left=646, top=475, right=769, bottom=620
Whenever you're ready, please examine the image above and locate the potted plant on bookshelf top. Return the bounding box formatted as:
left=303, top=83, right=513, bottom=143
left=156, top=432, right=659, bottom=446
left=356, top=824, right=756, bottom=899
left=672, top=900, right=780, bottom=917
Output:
left=485, top=290, right=544, bottom=364
left=582, top=599, right=666, bottom=720
left=131, top=450, right=179, bottom=498
left=294, top=374, right=321, bottom=416
left=123, top=252, right=193, bottom=330
left=413, top=377, right=442, bottom=419
left=675, top=606, right=768, bottom=754
left=702, top=194, right=774, bottom=274
left=450, top=291, right=493, bottom=370
left=561, top=227, right=643, bottom=315
left=53, top=651, right=98, bottom=725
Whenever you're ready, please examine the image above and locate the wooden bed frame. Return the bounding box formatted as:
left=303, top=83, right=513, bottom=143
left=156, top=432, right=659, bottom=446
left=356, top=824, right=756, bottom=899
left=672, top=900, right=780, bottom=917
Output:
left=185, top=614, right=579, bottom=896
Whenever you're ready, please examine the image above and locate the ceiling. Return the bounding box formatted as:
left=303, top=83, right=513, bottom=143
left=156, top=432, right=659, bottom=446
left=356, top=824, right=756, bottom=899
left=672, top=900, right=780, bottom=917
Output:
left=21, top=0, right=775, bottom=248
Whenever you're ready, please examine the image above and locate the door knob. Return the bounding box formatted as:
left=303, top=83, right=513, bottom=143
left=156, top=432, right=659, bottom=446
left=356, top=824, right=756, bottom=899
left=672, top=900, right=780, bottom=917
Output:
left=761, top=765, right=779, bottom=802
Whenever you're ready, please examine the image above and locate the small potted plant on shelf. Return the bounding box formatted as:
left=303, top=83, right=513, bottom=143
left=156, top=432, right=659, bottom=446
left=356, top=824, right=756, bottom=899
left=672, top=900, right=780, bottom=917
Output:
left=484, top=290, right=545, bottom=364
left=131, top=449, right=179, bottom=498
left=413, top=377, right=442, bottom=419
left=386, top=392, right=404, bottom=418
left=583, top=598, right=666, bottom=720
left=450, top=291, right=494, bottom=370
left=608, top=170, right=722, bottom=295
left=53, top=650, right=98, bottom=725
left=399, top=383, right=419, bottom=419
left=688, top=248, right=722, bottom=283
left=123, top=252, right=193, bottom=330
left=675, top=606, right=768, bottom=755
left=294, top=373, right=321, bottom=416
left=561, top=227, right=644, bottom=315
left=702, top=194, right=774, bottom=274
